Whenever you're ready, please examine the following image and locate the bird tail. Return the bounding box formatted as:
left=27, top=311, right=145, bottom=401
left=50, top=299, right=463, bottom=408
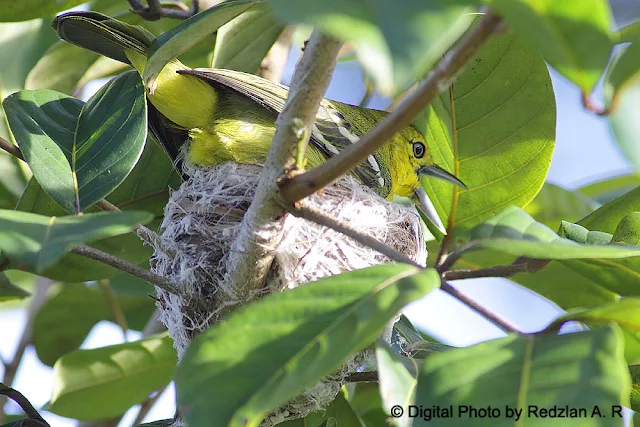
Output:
left=52, top=11, right=155, bottom=73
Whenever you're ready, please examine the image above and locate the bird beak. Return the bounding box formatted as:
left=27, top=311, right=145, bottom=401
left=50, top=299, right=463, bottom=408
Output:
left=415, top=165, right=467, bottom=235
left=418, top=165, right=467, bottom=189
left=414, top=187, right=447, bottom=235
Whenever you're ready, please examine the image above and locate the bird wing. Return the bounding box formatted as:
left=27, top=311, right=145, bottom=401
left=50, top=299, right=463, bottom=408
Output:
left=179, top=68, right=390, bottom=197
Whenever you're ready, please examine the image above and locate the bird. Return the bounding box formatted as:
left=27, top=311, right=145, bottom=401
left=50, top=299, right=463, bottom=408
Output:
left=51, top=11, right=466, bottom=234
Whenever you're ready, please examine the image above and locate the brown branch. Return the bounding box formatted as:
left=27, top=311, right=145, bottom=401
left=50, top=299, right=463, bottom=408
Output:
left=222, top=31, right=343, bottom=303
left=278, top=9, right=503, bottom=204
left=0, top=383, right=48, bottom=426
left=0, top=135, right=24, bottom=161
left=441, top=281, right=521, bottom=333
left=289, top=202, right=421, bottom=268
left=132, top=386, right=167, bottom=426
left=71, top=244, right=180, bottom=296
left=581, top=91, right=612, bottom=116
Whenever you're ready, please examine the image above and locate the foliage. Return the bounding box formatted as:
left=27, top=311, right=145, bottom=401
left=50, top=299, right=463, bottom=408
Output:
left=1, top=0, right=640, bottom=427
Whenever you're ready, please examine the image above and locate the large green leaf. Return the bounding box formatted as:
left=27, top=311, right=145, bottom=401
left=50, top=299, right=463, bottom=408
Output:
left=145, top=0, right=258, bottom=90
left=488, top=0, right=613, bottom=92
left=33, top=283, right=156, bottom=366
left=49, top=334, right=177, bottom=420
left=269, top=0, right=473, bottom=95
left=176, top=264, right=439, bottom=427
left=3, top=89, right=83, bottom=212
left=0, top=209, right=152, bottom=273
left=212, top=2, right=285, bottom=73
left=615, top=21, right=640, bottom=43
left=469, top=206, right=640, bottom=260
left=5, top=71, right=148, bottom=213
left=414, top=326, right=629, bottom=426
left=418, top=26, right=555, bottom=236
left=0, top=0, right=85, bottom=22
left=579, top=174, right=640, bottom=204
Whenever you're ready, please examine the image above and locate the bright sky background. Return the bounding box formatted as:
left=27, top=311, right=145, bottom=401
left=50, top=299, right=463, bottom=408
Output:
left=0, top=27, right=634, bottom=427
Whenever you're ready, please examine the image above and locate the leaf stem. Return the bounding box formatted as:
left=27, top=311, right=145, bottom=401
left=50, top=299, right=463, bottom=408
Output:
left=98, top=279, right=129, bottom=341
left=0, top=383, right=49, bottom=426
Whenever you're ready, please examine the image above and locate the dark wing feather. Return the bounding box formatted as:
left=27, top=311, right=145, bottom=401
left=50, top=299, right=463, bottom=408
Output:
left=147, top=102, right=188, bottom=179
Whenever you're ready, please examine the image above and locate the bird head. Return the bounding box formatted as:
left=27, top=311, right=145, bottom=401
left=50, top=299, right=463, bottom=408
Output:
left=396, top=126, right=466, bottom=235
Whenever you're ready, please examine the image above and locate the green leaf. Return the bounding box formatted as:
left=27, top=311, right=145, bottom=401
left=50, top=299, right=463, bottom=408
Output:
left=5, top=71, right=147, bottom=213
left=524, top=183, right=597, bottom=229
left=301, top=388, right=362, bottom=427
left=0, top=0, right=85, bottom=22
left=0, top=209, right=152, bottom=273
left=349, top=383, right=388, bottom=427
left=176, top=264, right=439, bottom=427
left=418, top=26, right=555, bottom=236
left=611, top=212, right=640, bottom=245
left=552, top=299, right=640, bottom=364
left=488, top=0, right=613, bottom=92
left=376, top=341, right=417, bottom=427
left=579, top=174, right=640, bottom=204
left=0, top=272, right=30, bottom=302
left=579, top=186, right=640, bottom=233
left=72, top=70, right=147, bottom=211
left=145, top=0, right=258, bottom=90
left=615, top=21, right=640, bottom=43
left=0, top=180, right=19, bottom=210
left=3, top=89, right=83, bottom=212
left=49, top=334, right=177, bottom=420
left=605, top=42, right=640, bottom=99
left=212, top=3, right=285, bottom=73
left=470, top=206, right=640, bottom=260
left=415, top=326, right=629, bottom=427
left=34, top=283, right=156, bottom=366
left=269, top=0, right=473, bottom=95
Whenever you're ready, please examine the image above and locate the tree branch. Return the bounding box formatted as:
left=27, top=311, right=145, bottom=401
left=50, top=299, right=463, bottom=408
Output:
left=221, top=31, right=343, bottom=304
left=289, top=202, right=421, bottom=268
left=344, top=371, right=378, bottom=383
left=278, top=9, right=502, bottom=204
left=440, top=281, right=521, bottom=333
left=71, top=244, right=180, bottom=296
left=99, top=279, right=129, bottom=341
left=0, top=383, right=48, bottom=426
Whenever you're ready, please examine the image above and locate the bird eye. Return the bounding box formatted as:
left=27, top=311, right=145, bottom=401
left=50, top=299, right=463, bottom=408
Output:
left=412, top=141, right=425, bottom=159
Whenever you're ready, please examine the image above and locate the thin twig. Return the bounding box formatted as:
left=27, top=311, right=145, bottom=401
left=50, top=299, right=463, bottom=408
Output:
left=0, top=383, right=49, bottom=426
left=290, top=202, right=421, bottom=268
left=99, top=279, right=129, bottom=341
left=132, top=387, right=167, bottom=426
left=222, top=32, right=343, bottom=305
left=71, top=244, right=180, bottom=296
left=441, top=281, right=521, bottom=333
left=278, top=8, right=502, bottom=204
left=0, top=135, right=24, bottom=161
left=436, top=241, right=479, bottom=271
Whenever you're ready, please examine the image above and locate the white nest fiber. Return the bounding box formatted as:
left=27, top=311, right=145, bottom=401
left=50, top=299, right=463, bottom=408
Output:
left=144, top=162, right=427, bottom=423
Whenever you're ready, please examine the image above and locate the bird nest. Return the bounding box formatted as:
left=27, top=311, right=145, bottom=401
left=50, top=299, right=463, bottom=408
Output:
left=141, top=161, right=427, bottom=424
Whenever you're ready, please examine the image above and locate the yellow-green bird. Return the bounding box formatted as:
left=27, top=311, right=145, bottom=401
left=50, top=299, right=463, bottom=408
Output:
left=52, top=11, right=465, bottom=234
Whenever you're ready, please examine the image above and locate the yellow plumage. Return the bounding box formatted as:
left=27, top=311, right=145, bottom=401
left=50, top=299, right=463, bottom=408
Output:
left=52, top=11, right=466, bottom=234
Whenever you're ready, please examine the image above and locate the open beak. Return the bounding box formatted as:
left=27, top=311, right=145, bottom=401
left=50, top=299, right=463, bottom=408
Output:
left=415, top=165, right=467, bottom=235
